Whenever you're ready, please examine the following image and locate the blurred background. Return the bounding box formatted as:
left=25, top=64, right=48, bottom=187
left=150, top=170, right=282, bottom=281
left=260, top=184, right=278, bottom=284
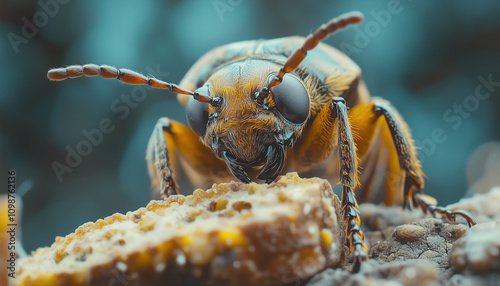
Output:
left=1, top=0, right=499, bottom=253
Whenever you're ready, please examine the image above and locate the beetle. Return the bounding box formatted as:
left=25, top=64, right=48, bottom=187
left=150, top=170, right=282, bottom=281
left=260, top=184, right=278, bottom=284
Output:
left=47, top=11, right=476, bottom=271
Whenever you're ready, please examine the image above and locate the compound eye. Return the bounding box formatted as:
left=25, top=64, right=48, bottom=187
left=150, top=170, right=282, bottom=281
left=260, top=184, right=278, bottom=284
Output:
left=186, top=86, right=209, bottom=136
left=271, top=74, right=310, bottom=124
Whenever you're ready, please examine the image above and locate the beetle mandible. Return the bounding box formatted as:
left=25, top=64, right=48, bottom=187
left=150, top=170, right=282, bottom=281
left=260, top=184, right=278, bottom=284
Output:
left=47, top=11, right=476, bottom=271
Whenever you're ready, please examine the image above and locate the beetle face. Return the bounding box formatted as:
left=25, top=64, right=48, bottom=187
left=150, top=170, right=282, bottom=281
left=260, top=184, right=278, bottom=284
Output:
left=186, top=58, right=310, bottom=182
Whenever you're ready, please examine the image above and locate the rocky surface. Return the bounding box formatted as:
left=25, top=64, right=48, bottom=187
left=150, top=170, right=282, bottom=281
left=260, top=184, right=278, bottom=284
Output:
left=307, top=186, right=500, bottom=286
left=450, top=221, right=500, bottom=274
left=307, top=260, right=441, bottom=286
left=370, top=219, right=467, bottom=279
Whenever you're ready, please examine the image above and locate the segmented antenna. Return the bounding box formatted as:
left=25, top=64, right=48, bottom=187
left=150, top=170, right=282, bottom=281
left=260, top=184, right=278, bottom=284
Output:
left=47, top=64, right=214, bottom=104
left=254, top=11, right=364, bottom=103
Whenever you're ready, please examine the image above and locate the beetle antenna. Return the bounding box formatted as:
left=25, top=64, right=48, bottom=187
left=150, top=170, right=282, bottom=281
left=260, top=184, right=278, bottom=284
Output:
left=47, top=64, right=214, bottom=105
left=255, top=11, right=364, bottom=103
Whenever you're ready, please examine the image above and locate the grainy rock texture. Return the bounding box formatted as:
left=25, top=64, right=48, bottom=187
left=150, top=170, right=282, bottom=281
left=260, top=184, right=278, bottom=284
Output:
left=307, top=260, right=441, bottom=286
left=370, top=219, right=467, bottom=271
left=308, top=186, right=500, bottom=286
left=450, top=221, right=500, bottom=274
left=446, top=273, right=500, bottom=286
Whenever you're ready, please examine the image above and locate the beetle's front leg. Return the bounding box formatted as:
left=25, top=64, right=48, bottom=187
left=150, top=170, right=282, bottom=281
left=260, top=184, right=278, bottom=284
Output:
left=296, top=98, right=369, bottom=272
left=334, top=98, right=369, bottom=272
left=146, top=118, right=231, bottom=199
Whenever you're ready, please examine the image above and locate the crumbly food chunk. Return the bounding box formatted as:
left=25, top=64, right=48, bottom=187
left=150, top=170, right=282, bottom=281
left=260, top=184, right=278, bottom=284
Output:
left=14, top=173, right=345, bottom=286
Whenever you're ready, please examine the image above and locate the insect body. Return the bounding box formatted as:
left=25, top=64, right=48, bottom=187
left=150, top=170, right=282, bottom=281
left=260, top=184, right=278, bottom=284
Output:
left=47, top=12, right=475, bottom=271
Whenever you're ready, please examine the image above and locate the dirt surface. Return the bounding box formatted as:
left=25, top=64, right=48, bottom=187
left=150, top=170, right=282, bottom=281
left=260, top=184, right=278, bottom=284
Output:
left=307, top=186, right=500, bottom=286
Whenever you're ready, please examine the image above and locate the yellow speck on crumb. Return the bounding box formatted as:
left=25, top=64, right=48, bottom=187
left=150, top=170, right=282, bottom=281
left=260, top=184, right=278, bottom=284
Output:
left=130, top=228, right=141, bottom=234
left=218, top=229, right=246, bottom=247
left=140, top=220, right=156, bottom=231
left=54, top=249, right=66, bottom=264
left=276, top=190, right=288, bottom=202
left=215, top=199, right=228, bottom=211
left=193, top=189, right=210, bottom=200
left=102, top=230, right=113, bottom=240
left=179, top=235, right=192, bottom=247
left=241, top=212, right=253, bottom=219
left=320, top=229, right=333, bottom=248
left=212, top=186, right=228, bottom=196
left=248, top=184, right=259, bottom=194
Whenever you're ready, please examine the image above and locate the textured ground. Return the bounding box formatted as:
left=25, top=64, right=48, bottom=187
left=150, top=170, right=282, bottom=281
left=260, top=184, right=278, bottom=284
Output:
left=306, top=187, right=500, bottom=286
left=5, top=179, right=499, bottom=286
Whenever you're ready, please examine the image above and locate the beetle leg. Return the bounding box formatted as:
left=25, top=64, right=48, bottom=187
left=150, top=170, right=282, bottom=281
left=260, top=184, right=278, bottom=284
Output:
left=373, top=101, right=426, bottom=207
left=147, top=118, right=179, bottom=198
left=333, top=98, right=369, bottom=272
left=372, top=100, right=476, bottom=227
left=146, top=118, right=231, bottom=199
left=293, top=98, right=369, bottom=271
left=348, top=102, right=404, bottom=206
left=412, top=193, right=477, bottom=227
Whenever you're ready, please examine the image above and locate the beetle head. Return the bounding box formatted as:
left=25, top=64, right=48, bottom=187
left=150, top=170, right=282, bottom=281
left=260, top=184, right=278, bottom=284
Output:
left=186, top=58, right=310, bottom=183
left=185, top=11, right=364, bottom=183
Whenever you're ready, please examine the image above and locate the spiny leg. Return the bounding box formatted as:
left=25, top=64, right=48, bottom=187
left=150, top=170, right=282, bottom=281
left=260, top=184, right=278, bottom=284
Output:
left=343, top=103, right=385, bottom=204
left=146, top=118, right=232, bottom=199
left=295, top=97, right=369, bottom=271
left=372, top=100, right=476, bottom=227
left=147, top=118, right=179, bottom=198
left=412, top=193, right=476, bottom=228
left=334, top=98, right=369, bottom=272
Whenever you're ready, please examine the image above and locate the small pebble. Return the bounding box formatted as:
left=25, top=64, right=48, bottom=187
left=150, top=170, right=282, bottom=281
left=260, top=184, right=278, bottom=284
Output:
left=393, top=224, right=426, bottom=241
